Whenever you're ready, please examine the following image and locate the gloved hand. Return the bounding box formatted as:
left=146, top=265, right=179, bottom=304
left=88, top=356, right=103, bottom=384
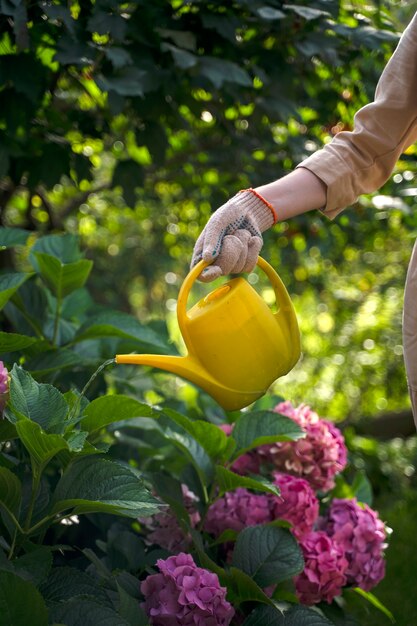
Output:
left=191, top=188, right=277, bottom=282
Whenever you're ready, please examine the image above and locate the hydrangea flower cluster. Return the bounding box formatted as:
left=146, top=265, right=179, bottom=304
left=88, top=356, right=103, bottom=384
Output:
left=141, top=553, right=235, bottom=626
left=271, top=472, right=319, bottom=539
left=295, top=531, right=349, bottom=605
left=261, top=401, right=348, bottom=492
left=140, top=485, right=201, bottom=553
left=204, top=488, right=272, bottom=536
left=0, top=361, right=9, bottom=414
left=319, top=498, right=387, bottom=591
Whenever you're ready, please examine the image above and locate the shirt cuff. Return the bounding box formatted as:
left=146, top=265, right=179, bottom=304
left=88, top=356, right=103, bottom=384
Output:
left=296, top=147, right=359, bottom=220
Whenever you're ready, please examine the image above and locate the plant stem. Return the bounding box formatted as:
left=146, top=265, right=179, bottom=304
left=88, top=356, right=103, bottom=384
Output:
left=67, top=358, right=115, bottom=423
left=52, top=290, right=62, bottom=346
left=24, top=465, right=42, bottom=532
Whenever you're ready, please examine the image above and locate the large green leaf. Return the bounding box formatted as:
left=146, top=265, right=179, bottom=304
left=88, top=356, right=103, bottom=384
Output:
left=0, top=332, right=38, bottom=353
left=15, top=420, right=69, bottom=467
left=81, top=394, right=159, bottom=434
left=232, top=525, right=304, bottom=587
left=30, top=233, right=82, bottom=264
left=0, top=466, right=21, bottom=517
left=0, top=227, right=30, bottom=249
left=52, top=456, right=161, bottom=518
left=40, top=566, right=108, bottom=604
left=26, top=348, right=82, bottom=376
left=200, top=57, right=252, bottom=87
left=242, top=604, right=333, bottom=625
left=51, top=598, right=130, bottom=626
left=231, top=410, right=304, bottom=458
left=215, top=466, right=280, bottom=497
left=13, top=547, right=53, bottom=586
left=163, top=408, right=232, bottom=461
left=74, top=311, right=168, bottom=350
left=225, top=567, right=276, bottom=606
left=158, top=410, right=214, bottom=485
left=9, top=365, right=68, bottom=434
left=0, top=571, right=48, bottom=626
left=34, top=252, right=92, bottom=299
left=0, top=273, right=31, bottom=311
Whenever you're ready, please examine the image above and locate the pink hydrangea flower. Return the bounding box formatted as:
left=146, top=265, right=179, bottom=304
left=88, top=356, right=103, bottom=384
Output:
left=204, top=488, right=272, bottom=537
left=140, top=485, right=201, bottom=553
left=218, top=424, right=260, bottom=475
left=319, top=498, right=387, bottom=591
left=260, top=401, right=348, bottom=492
left=271, top=472, right=319, bottom=539
left=295, top=531, right=349, bottom=605
left=141, top=552, right=235, bottom=626
left=0, top=361, right=9, bottom=414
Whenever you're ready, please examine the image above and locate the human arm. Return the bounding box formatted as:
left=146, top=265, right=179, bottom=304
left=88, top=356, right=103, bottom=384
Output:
left=192, top=12, right=417, bottom=280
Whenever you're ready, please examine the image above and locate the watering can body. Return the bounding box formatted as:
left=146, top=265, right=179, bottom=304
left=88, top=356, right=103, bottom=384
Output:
left=116, top=257, right=300, bottom=411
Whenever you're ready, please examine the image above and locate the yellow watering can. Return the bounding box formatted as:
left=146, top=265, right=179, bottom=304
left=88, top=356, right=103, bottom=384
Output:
left=116, top=257, right=300, bottom=411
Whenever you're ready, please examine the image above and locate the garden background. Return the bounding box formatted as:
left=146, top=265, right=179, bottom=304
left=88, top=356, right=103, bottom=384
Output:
left=1, top=1, right=417, bottom=625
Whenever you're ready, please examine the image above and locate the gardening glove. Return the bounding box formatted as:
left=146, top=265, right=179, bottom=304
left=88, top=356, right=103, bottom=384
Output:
left=191, top=188, right=277, bottom=282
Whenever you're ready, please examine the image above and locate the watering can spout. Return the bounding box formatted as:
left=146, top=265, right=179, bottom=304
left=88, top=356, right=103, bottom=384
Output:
left=115, top=352, right=265, bottom=411
left=115, top=353, right=203, bottom=385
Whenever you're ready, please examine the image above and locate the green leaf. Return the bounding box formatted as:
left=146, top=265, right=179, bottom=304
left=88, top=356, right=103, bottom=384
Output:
left=51, top=598, right=130, bottom=626
left=351, top=471, right=373, bottom=506
left=104, top=47, right=133, bottom=70
left=0, top=571, right=48, bottom=626
left=225, top=567, right=276, bottom=606
left=0, top=332, right=38, bottom=353
left=0, top=466, right=21, bottom=518
left=159, top=410, right=214, bottom=484
left=200, top=57, right=252, bottom=88
left=117, top=582, right=148, bottom=626
left=106, top=528, right=146, bottom=571
left=0, top=227, right=30, bottom=249
left=284, top=5, right=330, bottom=20
left=232, top=525, right=304, bottom=586
left=0, top=273, right=31, bottom=311
left=40, top=566, right=108, bottom=604
left=52, top=456, right=161, bottom=518
left=26, top=349, right=81, bottom=376
left=15, top=420, right=69, bottom=467
left=9, top=365, right=68, bottom=434
left=34, top=252, right=92, bottom=299
left=351, top=588, right=395, bottom=623
left=97, top=67, right=152, bottom=97
left=243, top=604, right=333, bottom=625
left=75, top=311, right=168, bottom=351
left=13, top=546, right=53, bottom=586
left=256, top=7, right=285, bottom=20
left=65, top=430, right=88, bottom=452
left=232, top=410, right=304, bottom=457
left=215, top=466, right=280, bottom=497
left=162, top=43, right=197, bottom=69
left=30, top=234, right=82, bottom=264
left=81, top=395, right=158, bottom=434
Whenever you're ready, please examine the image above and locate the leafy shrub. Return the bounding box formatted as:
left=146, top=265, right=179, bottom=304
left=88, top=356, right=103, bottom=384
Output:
left=0, top=230, right=393, bottom=625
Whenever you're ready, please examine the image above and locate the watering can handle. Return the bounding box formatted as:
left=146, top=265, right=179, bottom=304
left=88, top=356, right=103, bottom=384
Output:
left=256, top=257, right=301, bottom=364
left=177, top=256, right=298, bottom=341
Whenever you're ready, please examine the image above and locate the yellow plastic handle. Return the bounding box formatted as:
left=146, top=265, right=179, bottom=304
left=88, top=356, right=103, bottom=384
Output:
left=177, top=256, right=294, bottom=331
left=256, top=256, right=300, bottom=362
left=177, top=259, right=210, bottom=347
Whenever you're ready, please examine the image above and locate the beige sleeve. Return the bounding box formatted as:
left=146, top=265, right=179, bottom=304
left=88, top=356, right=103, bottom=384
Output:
left=297, top=12, right=417, bottom=219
